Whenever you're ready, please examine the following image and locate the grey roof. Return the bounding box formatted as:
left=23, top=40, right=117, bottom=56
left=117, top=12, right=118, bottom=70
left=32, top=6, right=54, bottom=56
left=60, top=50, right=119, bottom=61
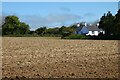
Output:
left=76, top=26, right=83, bottom=32
left=75, top=25, right=101, bottom=32
left=87, top=25, right=100, bottom=31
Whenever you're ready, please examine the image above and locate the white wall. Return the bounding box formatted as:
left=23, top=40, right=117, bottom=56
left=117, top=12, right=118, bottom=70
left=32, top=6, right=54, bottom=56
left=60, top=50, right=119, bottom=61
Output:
left=86, top=31, right=99, bottom=36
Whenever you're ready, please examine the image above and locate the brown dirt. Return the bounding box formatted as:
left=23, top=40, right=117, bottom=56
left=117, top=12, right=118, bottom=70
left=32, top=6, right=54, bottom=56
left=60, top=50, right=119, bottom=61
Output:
left=2, top=37, right=120, bottom=78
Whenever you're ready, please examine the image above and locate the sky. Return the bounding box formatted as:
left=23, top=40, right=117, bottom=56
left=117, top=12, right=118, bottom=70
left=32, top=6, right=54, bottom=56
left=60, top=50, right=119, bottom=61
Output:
left=118, top=1, right=120, bottom=9
left=2, top=2, right=118, bottom=30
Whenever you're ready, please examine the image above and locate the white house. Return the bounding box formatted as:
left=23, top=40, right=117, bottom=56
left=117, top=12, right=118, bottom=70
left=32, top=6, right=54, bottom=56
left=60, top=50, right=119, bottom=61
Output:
left=75, top=23, right=105, bottom=36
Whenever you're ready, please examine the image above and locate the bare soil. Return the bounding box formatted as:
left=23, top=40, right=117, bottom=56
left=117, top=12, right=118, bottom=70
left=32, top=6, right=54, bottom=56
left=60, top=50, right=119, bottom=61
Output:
left=2, top=37, right=120, bottom=78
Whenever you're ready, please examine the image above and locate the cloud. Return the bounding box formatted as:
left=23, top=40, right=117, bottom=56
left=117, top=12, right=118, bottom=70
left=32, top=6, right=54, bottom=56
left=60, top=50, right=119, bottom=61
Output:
left=0, top=15, right=6, bottom=25
left=21, top=14, right=82, bottom=30
left=1, top=12, right=82, bottom=30
left=84, top=13, right=95, bottom=17
left=60, top=7, right=71, bottom=12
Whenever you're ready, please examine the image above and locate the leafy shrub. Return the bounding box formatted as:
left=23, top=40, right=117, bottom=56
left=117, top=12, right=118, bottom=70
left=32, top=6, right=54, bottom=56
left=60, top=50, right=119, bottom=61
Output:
left=63, top=34, right=89, bottom=39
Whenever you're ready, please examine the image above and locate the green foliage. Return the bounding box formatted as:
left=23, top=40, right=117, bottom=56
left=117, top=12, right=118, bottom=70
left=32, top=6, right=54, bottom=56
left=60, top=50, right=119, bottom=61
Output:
left=5, top=15, right=20, bottom=25
left=2, top=15, right=30, bottom=35
left=114, top=9, right=120, bottom=36
left=69, top=24, right=77, bottom=29
left=46, top=27, right=60, bottom=35
left=59, top=26, right=75, bottom=38
left=19, top=22, right=29, bottom=34
left=98, top=10, right=120, bottom=37
left=98, top=11, right=115, bottom=36
left=3, top=9, right=120, bottom=39
left=35, top=27, right=46, bottom=35
left=63, top=34, right=89, bottom=39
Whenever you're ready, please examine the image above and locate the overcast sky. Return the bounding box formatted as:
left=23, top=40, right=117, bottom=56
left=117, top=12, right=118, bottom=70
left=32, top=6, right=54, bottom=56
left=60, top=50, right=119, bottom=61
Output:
left=2, top=2, right=118, bottom=30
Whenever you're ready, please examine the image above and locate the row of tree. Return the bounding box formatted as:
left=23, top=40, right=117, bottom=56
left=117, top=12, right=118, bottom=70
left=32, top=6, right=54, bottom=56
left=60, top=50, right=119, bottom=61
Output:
left=2, top=9, right=120, bottom=38
left=2, top=15, right=76, bottom=37
left=31, top=25, right=76, bottom=37
left=2, top=16, right=29, bottom=35
left=98, top=9, right=120, bottom=36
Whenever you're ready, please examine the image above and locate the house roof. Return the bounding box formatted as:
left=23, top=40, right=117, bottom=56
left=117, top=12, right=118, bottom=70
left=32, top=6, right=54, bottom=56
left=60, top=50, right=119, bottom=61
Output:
left=75, top=25, right=101, bottom=32
left=87, top=25, right=100, bottom=31
left=76, top=26, right=83, bottom=32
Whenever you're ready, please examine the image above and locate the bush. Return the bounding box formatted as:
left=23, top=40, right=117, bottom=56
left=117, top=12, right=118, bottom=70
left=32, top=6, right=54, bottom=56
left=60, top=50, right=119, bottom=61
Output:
left=89, top=35, right=120, bottom=40
left=2, top=34, right=39, bottom=37
left=63, top=34, right=89, bottom=39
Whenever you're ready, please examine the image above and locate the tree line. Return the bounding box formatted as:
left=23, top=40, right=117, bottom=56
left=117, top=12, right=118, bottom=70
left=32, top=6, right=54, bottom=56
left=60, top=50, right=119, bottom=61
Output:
left=98, top=9, right=120, bottom=36
left=2, top=16, right=29, bottom=35
left=2, top=9, right=120, bottom=39
left=2, top=15, right=76, bottom=37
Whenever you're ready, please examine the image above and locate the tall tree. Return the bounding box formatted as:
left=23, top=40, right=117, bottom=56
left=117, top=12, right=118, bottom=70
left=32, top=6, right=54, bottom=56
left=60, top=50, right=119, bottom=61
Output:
left=35, top=27, right=46, bottom=35
left=2, top=15, right=30, bottom=35
left=46, top=27, right=60, bottom=35
left=114, top=9, right=120, bottom=36
left=98, top=11, right=115, bottom=36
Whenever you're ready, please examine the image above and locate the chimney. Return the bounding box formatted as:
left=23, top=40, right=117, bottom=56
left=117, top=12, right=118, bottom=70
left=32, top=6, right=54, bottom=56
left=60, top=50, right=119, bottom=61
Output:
left=85, top=22, right=87, bottom=26
left=77, top=23, right=80, bottom=27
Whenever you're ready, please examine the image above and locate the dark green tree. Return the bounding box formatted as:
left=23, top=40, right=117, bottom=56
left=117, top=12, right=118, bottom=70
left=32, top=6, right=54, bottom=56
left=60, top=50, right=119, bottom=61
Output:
left=46, top=27, right=60, bottom=35
left=19, top=22, right=29, bottom=34
left=35, top=27, right=46, bottom=35
left=2, top=16, right=20, bottom=35
left=114, top=9, right=120, bottom=36
left=2, top=15, right=30, bottom=35
left=69, top=24, right=77, bottom=29
left=98, top=11, right=115, bottom=36
left=59, top=26, right=75, bottom=38
left=59, top=26, right=66, bottom=35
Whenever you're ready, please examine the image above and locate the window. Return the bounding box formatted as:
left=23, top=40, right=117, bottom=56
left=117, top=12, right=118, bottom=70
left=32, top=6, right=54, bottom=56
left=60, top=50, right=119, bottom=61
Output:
left=92, top=31, right=95, bottom=34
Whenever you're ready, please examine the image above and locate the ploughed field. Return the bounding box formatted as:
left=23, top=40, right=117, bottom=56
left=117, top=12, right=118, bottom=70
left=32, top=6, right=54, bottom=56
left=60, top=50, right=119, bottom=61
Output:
left=2, top=37, right=120, bottom=78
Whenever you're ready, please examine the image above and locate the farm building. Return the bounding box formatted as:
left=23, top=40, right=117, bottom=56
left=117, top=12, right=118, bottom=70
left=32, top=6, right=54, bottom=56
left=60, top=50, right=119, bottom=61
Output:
left=75, top=23, right=105, bottom=36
